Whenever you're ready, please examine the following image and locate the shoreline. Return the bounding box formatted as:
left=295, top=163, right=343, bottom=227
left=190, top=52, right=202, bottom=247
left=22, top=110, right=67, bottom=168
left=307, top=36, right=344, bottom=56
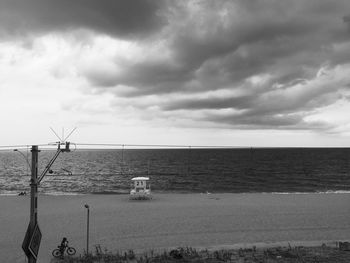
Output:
left=2, top=189, right=350, bottom=196
left=2, top=192, right=350, bottom=262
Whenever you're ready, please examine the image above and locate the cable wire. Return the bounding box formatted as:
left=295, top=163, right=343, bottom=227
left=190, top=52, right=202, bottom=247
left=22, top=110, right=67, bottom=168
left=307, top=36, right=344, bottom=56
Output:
left=73, top=143, right=249, bottom=149
left=0, top=142, right=253, bottom=151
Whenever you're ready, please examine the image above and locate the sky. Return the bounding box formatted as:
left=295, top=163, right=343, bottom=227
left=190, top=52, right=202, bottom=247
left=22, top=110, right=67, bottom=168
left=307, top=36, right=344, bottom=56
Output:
left=1, top=0, right=350, bottom=147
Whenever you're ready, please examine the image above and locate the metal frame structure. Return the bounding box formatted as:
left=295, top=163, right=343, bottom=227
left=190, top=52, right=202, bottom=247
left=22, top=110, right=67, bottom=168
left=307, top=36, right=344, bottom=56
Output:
left=22, top=142, right=71, bottom=263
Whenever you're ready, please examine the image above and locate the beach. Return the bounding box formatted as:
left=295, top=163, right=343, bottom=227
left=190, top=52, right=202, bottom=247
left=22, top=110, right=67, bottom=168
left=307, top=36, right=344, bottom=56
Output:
left=1, top=193, right=350, bottom=262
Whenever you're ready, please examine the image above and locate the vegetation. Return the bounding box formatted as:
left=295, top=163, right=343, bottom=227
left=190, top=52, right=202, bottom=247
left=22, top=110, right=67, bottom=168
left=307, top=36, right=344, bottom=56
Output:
left=54, top=244, right=350, bottom=263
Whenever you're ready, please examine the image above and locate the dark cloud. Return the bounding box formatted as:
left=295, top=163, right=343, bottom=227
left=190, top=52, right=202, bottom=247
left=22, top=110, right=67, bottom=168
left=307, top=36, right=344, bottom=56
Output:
left=2, top=0, right=350, bottom=131
left=213, top=113, right=305, bottom=129
left=84, top=0, right=350, bottom=91
left=344, top=14, right=350, bottom=32
left=0, top=0, right=166, bottom=38
left=76, top=0, right=350, bottom=131
left=156, top=75, right=345, bottom=130
left=162, top=95, right=256, bottom=111
left=86, top=60, right=192, bottom=92
left=203, top=112, right=333, bottom=131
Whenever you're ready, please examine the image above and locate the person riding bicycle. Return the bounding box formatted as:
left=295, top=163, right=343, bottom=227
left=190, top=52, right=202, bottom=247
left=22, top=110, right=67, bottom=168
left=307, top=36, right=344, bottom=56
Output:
left=52, top=237, right=76, bottom=258
left=59, top=237, right=69, bottom=254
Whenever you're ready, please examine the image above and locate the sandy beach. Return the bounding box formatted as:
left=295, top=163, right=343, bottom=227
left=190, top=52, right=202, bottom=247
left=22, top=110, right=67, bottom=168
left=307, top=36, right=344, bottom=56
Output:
left=1, top=193, right=350, bottom=262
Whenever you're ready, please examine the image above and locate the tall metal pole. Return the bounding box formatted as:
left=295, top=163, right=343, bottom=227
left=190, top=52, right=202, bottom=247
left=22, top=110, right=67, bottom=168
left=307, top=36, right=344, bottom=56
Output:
left=84, top=204, right=90, bottom=255
left=23, top=143, right=70, bottom=262
left=29, top=145, right=39, bottom=263
left=87, top=208, right=89, bottom=255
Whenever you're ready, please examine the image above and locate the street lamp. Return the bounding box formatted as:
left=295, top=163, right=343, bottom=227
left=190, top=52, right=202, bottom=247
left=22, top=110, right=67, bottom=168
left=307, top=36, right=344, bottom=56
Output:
left=84, top=204, right=90, bottom=255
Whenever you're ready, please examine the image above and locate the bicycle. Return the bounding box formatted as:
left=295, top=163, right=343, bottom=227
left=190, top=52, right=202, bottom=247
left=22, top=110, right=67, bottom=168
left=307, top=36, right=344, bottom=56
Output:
left=52, top=245, right=76, bottom=258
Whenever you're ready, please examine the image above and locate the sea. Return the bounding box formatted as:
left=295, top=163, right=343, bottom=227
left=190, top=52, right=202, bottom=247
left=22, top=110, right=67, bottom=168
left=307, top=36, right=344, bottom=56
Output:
left=1, top=148, right=350, bottom=195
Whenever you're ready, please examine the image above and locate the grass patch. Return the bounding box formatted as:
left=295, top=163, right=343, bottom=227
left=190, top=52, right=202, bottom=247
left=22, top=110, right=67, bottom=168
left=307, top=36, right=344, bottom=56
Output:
left=54, top=243, right=350, bottom=263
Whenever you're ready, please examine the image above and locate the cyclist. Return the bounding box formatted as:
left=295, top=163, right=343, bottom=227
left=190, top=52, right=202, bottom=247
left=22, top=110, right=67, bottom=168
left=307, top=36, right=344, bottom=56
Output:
left=52, top=237, right=76, bottom=258
left=59, top=237, right=69, bottom=256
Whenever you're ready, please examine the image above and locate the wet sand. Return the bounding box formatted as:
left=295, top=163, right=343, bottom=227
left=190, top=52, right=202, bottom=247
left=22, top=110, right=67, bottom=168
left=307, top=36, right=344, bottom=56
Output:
left=1, top=193, right=350, bottom=262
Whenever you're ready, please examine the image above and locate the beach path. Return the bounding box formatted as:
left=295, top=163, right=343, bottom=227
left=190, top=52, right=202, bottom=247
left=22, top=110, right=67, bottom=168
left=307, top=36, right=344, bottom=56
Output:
left=1, top=193, right=350, bottom=262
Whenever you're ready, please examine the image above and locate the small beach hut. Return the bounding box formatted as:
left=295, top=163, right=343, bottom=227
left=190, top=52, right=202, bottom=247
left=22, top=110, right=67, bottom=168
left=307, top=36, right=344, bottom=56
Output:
left=129, top=177, right=152, bottom=200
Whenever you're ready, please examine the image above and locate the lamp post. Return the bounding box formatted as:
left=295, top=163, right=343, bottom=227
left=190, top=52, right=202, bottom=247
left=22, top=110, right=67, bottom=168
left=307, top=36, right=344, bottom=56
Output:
left=84, top=204, right=90, bottom=255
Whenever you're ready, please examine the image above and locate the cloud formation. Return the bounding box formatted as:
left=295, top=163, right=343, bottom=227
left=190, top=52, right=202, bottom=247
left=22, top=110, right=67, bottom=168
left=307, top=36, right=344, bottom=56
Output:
left=0, top=0, right=166, bottom=38
left=1, top=0, right=350, bottom=135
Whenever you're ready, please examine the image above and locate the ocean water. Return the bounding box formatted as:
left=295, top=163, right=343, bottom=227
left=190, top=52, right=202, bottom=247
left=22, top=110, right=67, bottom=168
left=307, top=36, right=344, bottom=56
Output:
left=1, top=148, right=350, bottom=195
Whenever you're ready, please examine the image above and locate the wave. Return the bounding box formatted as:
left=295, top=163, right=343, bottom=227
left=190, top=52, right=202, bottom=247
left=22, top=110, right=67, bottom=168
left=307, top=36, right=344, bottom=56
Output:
left=41, top=191, right=85, bottom=196
left=318, top=190, right=350, bottom=194
left=269, top=190, right=350, bottom=195
left=0, top=191, right=21, bottom=196
left=4, top=190, right=349, bottom=196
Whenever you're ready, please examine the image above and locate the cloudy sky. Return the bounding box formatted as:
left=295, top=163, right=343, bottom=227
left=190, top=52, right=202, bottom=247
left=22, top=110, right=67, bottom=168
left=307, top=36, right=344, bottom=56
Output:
left=1, top=0, right=350, bottom=147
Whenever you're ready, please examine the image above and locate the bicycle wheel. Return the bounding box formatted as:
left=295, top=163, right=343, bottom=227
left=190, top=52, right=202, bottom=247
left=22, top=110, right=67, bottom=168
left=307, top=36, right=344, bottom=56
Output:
left=67, top=247, right=76, bottom=255
left=52, top=249, right=61, bottom=258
